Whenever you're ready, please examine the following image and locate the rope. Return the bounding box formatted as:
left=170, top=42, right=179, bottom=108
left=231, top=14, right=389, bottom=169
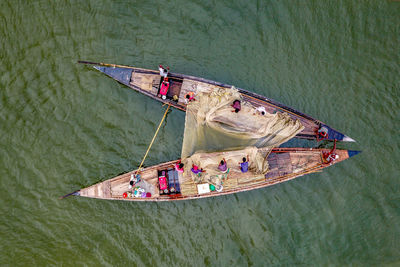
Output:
left=136, top=104, right=171, bottom=174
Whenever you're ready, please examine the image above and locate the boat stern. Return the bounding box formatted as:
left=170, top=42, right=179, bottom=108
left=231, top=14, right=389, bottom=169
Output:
left=79, top=180, right=112, bottom=199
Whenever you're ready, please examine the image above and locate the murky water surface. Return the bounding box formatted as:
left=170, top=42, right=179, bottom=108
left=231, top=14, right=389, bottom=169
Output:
left=0, top=1, right=399, bottom=265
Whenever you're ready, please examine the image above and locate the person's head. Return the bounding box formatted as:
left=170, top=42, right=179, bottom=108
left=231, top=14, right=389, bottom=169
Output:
left=235, top=109, right=239, bottom=113
left=130, top=180, right=134, bottom=185
left=220, top=160, right=225, bottom=165
left=242, top=157, right=246, bottom=162
left=261, top=111, right=265, bottom=115
left=186, top=94, right=190, bottom=99
left=179, top=163, right=184, bottom=169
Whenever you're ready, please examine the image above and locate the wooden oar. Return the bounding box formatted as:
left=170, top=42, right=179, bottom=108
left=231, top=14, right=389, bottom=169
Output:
left=78, top=60, right=131, bottom=68
left=77, top=60, right=154, bottom=72
left=59, top=190, right=80, bottom=200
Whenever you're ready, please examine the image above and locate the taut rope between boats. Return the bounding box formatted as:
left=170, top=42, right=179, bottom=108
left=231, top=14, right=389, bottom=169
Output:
left=136, top=104, right=171, bottom=174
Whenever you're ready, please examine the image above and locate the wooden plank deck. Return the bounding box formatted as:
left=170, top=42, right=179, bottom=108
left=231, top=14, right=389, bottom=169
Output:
left=130, top=71, right=160, bottom=96
left=177, top=78, right=220, bottom=105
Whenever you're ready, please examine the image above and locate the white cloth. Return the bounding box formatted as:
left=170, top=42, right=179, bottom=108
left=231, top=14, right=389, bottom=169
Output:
left=159, top=67, right=168, bottom=78
left=197, top=183, right=211, bottom=194
left=256, top=106, right=266, bottom=114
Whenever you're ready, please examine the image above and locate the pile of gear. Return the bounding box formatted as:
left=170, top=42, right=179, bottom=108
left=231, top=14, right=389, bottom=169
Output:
left=123, top=174, right=152, bottom=198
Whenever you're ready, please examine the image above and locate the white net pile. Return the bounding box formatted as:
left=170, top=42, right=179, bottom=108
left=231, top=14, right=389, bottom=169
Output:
left=181, top=87, right=304, bottom=159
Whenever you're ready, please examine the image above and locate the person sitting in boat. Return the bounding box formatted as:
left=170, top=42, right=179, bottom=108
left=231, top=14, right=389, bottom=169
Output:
left=175, top=161, right=184, bottom=173
left=254, top=106, right=266, bottom=116
left=218, top=158, right=228, bottom=173
left=325, top=153, right=339, bottom=163
left=159, top=77, right=170, bottom=100
left=159, top=65, right=169, bottom=78
left=231, top=100, right=241, bottom=113
left=191, top=164, right=204, bottom=175
left=128, top=173, right=141, bottom=189
left=239, top=156, right=249, bottom=173
left=317, top=126, right=328, bottom=141
left=323, top=139, right=339, bottom=164
left=184, top=92, right=196, bottom=104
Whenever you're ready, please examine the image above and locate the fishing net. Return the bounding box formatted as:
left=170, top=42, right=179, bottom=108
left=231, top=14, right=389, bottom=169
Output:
left=181, top=86, right=304, bottom=159
left=182, top=146, right=270, bottom=187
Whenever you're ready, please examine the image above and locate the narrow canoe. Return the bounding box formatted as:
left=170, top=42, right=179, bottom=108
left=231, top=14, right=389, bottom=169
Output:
left=64, top=148, right=360, bottom=202
left=80, top=62, right=354, bottom=142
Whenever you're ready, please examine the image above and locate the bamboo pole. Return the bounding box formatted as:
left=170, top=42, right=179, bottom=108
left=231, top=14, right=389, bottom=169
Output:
left=78, top=60, right=152, bottom=72
left=136, top=104, right=171, bottom=174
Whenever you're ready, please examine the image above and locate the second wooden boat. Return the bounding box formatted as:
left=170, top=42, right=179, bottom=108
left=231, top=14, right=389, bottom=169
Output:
left=63, top=147, right=360, bottom=202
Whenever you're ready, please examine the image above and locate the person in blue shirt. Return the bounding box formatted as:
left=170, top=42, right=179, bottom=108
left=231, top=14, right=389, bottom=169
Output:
left=239, top=156, right=249, bottom=173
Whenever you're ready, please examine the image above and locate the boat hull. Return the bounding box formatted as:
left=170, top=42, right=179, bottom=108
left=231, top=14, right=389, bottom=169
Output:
left=72, top=148, right=360, bottom=202
left=91, top=64, right=354, bottom=142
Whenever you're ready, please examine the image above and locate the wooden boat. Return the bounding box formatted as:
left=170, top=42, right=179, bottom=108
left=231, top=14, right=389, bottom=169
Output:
left=78, top=61, right=355, bottom=142
left=63, top=148, right=360, bottom=202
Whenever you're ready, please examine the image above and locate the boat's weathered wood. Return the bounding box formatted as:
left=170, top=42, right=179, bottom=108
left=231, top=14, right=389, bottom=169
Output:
left=84, top=63, right=354, bottom=142
left=130, top=71, right=160, bottom=95
left=74, top=148, right=359, bottom=202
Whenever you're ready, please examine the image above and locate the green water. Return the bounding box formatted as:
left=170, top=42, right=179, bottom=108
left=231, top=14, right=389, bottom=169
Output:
left=1, top=0, right=399, bottom=265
